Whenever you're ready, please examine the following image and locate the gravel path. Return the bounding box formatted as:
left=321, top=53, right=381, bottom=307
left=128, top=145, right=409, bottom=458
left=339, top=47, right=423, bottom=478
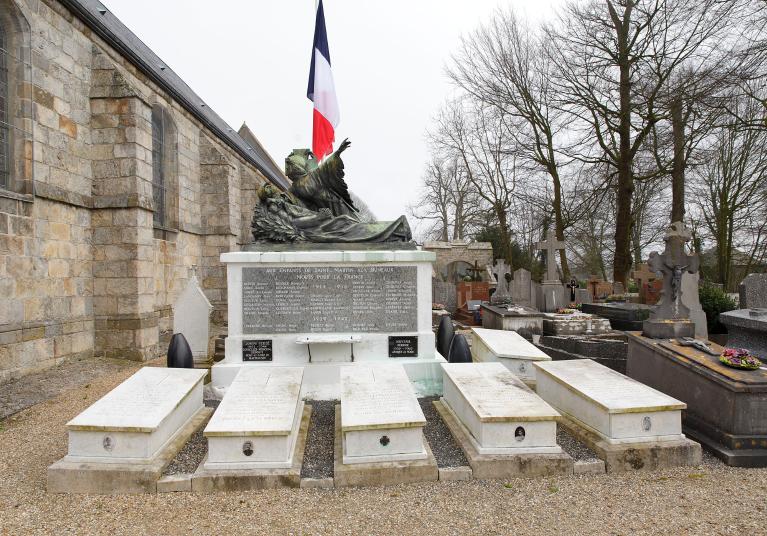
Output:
left=557, top=425, right=600, bottom=461
left=419, top=396, right=469, bottom=468
left=301, top=400, right=336, bottom=479
left=0, top=356, right=136, bottom=420
left=163, top=400, right=220, bottom=476
left=3, top=363, right=767, bottom=535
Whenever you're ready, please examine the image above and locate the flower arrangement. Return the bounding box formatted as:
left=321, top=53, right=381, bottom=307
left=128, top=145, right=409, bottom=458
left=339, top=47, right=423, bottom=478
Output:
left=719, top=348, right=762, bottom=370
left=432, top=303, right=446, bottom=310
left=555, top=307, right=577, bottom=315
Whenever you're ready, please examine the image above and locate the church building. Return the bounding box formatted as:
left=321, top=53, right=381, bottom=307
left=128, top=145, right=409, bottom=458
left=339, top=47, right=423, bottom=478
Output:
left=0, top=0, right=290, bottom=383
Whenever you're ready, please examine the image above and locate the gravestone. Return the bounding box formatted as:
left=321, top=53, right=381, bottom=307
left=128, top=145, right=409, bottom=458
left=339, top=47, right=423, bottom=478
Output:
left=441, top=363, right=562, bottom=454
left=340, top=364, right=427, bottom=464
left=588, top=276, right=613, bottom=301
left=680, top=272, right=708, bottom=339
left=535, top=360, right=686, bottom=444
left=632, top=263, right=659, bottom=304
left=644, top=280, right=663, bottom=305
left=613, top=282, right=625, bottom=296
left=470, top=327, right=551, bottom=385
left=173, top=274, right=213, bottom=364
left=536, top=230, right=565, bottom=283
left=203, top=367, right=304, bottom=470
left=490, top=259, right=512, bottom=304
left=511, top=268, right=532, bottom=308
left=740, top=274, right=767, bottom=309
left=575, top=288, right=592, bottom=305
left=643, top=222, right=699, bottom=339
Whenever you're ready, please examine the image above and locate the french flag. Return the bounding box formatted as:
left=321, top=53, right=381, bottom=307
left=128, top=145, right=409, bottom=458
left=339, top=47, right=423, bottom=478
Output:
left=307, top=0, right=339, bottom=161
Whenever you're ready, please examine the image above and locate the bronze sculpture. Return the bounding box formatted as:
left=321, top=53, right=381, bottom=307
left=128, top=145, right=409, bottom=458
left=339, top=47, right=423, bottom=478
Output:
left=251, top=139, right=412, bottom=243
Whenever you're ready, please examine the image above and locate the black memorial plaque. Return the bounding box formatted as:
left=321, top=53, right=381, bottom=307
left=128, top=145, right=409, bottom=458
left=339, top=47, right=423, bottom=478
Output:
left=242, top=339, right=272, bottom=361
left=389, top=336, right=418, bottom=357
left=241, top=266, right=418, bottom=334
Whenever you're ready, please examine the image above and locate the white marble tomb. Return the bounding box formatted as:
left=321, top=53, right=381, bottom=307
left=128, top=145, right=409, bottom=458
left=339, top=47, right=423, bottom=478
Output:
left=534, top=359, right=686, bottom=444
left=65, top=367, right=207, bottom=463
left=470, top=327, right=552, bottom=385
left=441, top=363, right=562, bottom=455
left=203, top=367, right=304, bottom=470
left=340, top=364, right=427, bottom=464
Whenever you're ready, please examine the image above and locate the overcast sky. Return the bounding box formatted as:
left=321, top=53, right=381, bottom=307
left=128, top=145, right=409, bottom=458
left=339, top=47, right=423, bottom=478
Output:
left=103, top=0, right=565, bottom=224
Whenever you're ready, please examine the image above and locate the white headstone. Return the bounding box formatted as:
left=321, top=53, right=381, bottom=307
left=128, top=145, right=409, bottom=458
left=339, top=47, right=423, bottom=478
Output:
left=173, top=274, right=213, bottom=363
left=470, top=327, right=551, bottom=384
left=534, top=359, right=686, bottom=444
left=65, top=367, right=207, bottom=463
left=204, top=367, right=304, bottom=469
left=441, top=363, right=561, bottom=455
left=341, top=364, right=427, bottom=464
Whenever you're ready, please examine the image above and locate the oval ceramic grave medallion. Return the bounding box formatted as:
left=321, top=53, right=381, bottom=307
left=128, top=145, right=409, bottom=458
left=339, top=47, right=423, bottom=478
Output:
left=242, top=441, right=254, bottom=456
left=642, top=416, right=652, bottom=432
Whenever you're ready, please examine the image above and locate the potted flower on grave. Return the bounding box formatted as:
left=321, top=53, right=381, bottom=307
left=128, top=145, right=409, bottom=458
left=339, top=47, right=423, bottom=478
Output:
left=719, top=348, right=762, bottom=370
left=555, top=307, right=577, bottom=315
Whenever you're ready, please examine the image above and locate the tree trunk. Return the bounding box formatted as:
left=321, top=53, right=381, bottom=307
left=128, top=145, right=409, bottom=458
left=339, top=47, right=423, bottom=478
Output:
left=670, top=98, right=686, bottom=223
left=611, top=1, right=634, bottom=288
left=551, top=168, right=570, bottom=279
left=497, top=206, right=514, bottom=272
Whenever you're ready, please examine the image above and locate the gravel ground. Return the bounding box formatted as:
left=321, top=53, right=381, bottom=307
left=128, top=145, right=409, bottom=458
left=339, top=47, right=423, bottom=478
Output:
left=556, top=425, right=600, bottom=461
left=419, top=396, right=469, bottom=468
left=301, top=400, right=337, bottom=479
left=163, top=399, right=220, bottom=476
left=3, top=363, right=767, bottom=535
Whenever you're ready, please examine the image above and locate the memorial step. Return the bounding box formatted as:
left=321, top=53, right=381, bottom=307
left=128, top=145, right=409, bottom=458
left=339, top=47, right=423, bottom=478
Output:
left=204, top=367, right=304, bottom=470
left=340, top=364, right=427, bottom=464
left=534, top=359, right=686, bottom=444
left=441, top=362, right=562, bottom=455
left=64, top=367, right=207, bottom=463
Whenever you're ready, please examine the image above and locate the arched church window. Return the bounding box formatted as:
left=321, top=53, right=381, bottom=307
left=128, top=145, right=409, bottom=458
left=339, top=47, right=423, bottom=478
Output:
left=150, top=104, right=177, bottom=230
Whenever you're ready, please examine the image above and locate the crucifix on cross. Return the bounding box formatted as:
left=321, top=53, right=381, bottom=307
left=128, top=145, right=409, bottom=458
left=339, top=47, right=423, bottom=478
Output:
left=536, top=230, right=565, bottom=283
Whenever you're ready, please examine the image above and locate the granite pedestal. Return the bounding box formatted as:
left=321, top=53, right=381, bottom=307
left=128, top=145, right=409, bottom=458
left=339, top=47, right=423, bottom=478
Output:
left=627, top=332, right=767, bottom=467
left=542, top=313, right=611, bottom=336
left=480, top=304, right=543, bottom=339
left=581, top=302, right=652, bottom=331
left=720, top=309, right=767, bottom=359
left=212, top=248, right=446, bottom=399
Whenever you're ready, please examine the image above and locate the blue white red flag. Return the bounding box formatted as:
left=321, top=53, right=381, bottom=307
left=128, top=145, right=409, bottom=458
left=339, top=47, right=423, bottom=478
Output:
left=307, top=0, right=339, bottom=161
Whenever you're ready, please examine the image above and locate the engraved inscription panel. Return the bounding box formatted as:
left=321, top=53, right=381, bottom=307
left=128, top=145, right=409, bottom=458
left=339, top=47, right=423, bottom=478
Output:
left=242, top=266, right=418, bottom=334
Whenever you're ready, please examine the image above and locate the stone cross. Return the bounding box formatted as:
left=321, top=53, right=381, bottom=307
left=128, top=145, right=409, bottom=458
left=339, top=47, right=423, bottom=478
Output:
left=632, top=263, right=658, bottom=287
left=566, top=278, right=580, bottom=303
left=648, top=221, right=701, bottom=320
left=490, top=259, right=512, bottom=304
left=536, top=230, right=565, bottom=282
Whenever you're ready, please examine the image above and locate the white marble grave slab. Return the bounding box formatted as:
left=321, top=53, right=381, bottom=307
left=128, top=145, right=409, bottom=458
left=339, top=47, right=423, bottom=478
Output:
left=204, top=367, right=304, bottom=470
left=341, top=364, right=427, bottom=464
left=534, top=359, right=686, bottom=444
left=66, top=367, right=207, bottom=463
left=471, top=327, right=551, bottom=384
left=441, top=363, right=561, bottom=455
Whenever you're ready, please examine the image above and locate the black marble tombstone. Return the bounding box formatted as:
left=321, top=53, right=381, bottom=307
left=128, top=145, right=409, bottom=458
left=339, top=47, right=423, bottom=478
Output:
left=167, top=333, right=194, bottom=369
left=436, top=315, right=455, bottom=358
left=448, top=334, right=472, bottom=363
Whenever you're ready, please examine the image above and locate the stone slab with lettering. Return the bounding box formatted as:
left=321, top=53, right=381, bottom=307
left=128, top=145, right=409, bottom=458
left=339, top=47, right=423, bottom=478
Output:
left=441, top=363, right=562, bottom=455
left=470, top=327, right=551, bottom=384
left=213, top=249, right=443, bottom=400
left=173, top=274, right=213, bottom=363
left=65, top=367, right=207, bottom=463
left=542, top=312, right=612, bottom=336
left=510, top=268, right=533, bottom=307
left=534, top=359, right=686, bottom=444
left=204, top=367, right=304, bottom=470
left=341, top=364, right=427, bottom=464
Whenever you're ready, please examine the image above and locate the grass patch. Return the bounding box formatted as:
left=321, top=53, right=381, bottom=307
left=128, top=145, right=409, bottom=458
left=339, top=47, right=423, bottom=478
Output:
left=503, top=482, right=514, bottom=489
left=548, top=484, right=559, bottom=493
left=688, top=473, right=706, bottom=479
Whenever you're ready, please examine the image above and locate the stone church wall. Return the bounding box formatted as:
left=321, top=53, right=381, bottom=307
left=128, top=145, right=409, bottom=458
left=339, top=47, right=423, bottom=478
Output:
left=0, top=0, right=275, bottom=383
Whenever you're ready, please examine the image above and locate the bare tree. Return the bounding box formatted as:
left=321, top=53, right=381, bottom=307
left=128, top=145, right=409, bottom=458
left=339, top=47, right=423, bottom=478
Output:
left=448, top=9, right=573, bottom=277
left=547, top=0, right=741, bottom=285
left=691, top=94, right=767, bottom=288
left=431, top=99, right=518, bottom=268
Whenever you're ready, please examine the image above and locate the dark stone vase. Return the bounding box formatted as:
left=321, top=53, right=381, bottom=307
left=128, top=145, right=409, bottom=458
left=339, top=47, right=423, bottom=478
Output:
left=167, top=333, right=194, bottom=369
left=448, top=334, right=472, bottom=363
left=436, top=316, right=455, bottom=358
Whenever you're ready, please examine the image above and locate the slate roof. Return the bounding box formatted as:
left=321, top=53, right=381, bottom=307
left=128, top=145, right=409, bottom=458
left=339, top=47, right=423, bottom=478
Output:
left=59, top=0, right=290, bottom=191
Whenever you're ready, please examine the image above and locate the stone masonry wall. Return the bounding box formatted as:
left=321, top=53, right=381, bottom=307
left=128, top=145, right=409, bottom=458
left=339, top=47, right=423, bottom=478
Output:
left=0, top=0, right=279, bottom=383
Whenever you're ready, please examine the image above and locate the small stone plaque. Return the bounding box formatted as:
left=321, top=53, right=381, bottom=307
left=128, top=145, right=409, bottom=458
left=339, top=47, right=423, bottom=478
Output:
left=389, top=336, right=418, bottom=357
left=242, top=339, right=272, bottom=362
